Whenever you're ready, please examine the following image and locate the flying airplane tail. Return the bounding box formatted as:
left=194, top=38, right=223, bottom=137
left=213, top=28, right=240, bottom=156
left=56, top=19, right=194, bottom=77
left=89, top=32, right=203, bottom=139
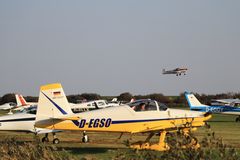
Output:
left=36, top=83, right=74, bottom=126
left=184, top=92, right=208, bottom=110
left=15, top=94, right=27, bottom=106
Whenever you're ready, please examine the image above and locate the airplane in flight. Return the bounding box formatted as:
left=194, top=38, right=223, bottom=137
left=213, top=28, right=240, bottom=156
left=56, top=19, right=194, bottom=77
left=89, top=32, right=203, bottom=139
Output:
left=185, top=92, right=240, bottom=122
left=162, top=67, right=188, bottom=76
left=0, top=106, right=61, bottom=144
left=35, top=83, right=211, bottom=151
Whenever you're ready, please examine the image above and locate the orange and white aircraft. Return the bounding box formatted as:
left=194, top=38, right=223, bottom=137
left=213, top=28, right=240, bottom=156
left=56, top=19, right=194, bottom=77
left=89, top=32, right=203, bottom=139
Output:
left=14, top=94, right=37, bottom=111
left=0, top=94, right=37, bottom=114
left=35, top=83, right=211, bottom=151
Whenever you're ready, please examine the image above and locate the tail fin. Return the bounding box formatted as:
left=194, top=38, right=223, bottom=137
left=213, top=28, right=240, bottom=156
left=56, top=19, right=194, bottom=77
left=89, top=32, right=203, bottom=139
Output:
left=15, top=94, right=27, bottom=106
left=111, top=98, right=117, bottom=102
left=130, top=98, right=135, bottom=103
left=35, top=83, right=73, bottom=127
left=184, top=92, right=208, bottom=110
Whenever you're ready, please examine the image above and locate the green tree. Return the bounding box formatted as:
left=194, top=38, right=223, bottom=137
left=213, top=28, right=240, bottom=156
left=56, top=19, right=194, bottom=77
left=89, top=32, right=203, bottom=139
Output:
left=118, top=92, right=133, bottom=101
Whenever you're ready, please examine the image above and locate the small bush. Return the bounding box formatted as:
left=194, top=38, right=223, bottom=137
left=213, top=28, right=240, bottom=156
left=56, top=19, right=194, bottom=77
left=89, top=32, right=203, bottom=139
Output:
left=0, top=137, right=74, bottom=160
left=114, top=131, right=239, bottom=160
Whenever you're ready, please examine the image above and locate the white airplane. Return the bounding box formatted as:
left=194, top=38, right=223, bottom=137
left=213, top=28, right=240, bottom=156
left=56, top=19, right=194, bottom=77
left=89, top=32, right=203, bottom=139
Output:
left=35, top=83, right=211, bottom=151
left=0, top=106, right=61, bottom=144
left=0, top=102, right=16, bottom=110
left=162, top=67, right=188, bottom=76
left=211, top=99, right=240, bottom=106
left=0, top=94, right=37, bottom=113
left=185, top=92, right=240, bottom=122
left=71, top=99, right=120, bottom=113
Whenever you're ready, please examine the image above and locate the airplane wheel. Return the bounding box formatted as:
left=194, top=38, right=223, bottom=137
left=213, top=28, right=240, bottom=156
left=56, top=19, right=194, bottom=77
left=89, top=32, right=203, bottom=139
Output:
left=53, top=138, right=60, bottom=144
left=42, top=137, right=49, bottom=143
left=82, top=135, right=89, bottom=143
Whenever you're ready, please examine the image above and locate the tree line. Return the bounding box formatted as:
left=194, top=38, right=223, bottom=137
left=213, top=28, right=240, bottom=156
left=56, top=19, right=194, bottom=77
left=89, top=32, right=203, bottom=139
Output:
left=0, top=92, right=239, bottom=107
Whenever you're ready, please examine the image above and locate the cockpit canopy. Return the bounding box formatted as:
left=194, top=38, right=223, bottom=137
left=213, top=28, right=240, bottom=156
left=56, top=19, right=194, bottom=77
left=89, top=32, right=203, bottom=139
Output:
left=127, top=99, right=168, bottom=112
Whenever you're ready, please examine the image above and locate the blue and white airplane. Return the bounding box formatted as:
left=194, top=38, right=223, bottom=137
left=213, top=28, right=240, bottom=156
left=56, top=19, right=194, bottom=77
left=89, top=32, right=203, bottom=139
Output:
left=185, top=92, right=240, bottom=122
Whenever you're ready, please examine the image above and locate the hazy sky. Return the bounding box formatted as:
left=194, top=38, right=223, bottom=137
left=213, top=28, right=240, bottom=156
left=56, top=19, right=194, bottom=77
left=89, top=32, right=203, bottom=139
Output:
left=0, top=1, right=239, bottom=96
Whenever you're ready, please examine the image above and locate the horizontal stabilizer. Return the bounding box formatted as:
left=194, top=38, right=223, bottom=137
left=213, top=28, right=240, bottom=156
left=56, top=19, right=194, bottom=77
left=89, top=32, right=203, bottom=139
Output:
left=51, top=115, right=80, bottom=121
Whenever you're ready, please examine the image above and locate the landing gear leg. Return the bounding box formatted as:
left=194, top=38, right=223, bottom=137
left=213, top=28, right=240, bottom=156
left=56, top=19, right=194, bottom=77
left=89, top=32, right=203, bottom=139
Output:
left=130, top=131, right=169, bottom=151
left=117, top=132, right=124, bottom=140
left=8, top=110, right=13, bottom=115
left=181, top=129, right=200, bottom=149
left=236, top=116, right=240, bottom=122
left=52, top=132, right=60, bottom=144
left=42, top=133, right=49, bottom=143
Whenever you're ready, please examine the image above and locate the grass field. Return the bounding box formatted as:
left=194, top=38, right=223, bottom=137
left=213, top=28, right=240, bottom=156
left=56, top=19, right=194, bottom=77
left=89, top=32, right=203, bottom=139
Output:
left=0, top=110, right=239, bottom=159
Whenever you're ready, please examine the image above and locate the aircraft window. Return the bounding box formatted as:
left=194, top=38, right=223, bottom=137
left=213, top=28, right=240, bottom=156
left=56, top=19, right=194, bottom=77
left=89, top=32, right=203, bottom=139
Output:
left=158, top=102, right=168, bottom=111
left=233, top=103, right=240, bottom=107
left=145, top=101, right=157, bottom=111
left=98, top=102, right=105, bottom=106
left=129, top=101, right=157, bottom=112
left=87, top=104, right=91, bottom=107
left=105, top=101, right=108, bottom=105
left=128, top=101, right=143, bottom=111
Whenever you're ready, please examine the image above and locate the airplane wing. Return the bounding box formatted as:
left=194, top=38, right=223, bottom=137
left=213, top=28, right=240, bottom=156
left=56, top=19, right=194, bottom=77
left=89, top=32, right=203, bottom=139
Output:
left=36, top=129, right=62, bottom=135
left=130, top=114, right=211, bottom=134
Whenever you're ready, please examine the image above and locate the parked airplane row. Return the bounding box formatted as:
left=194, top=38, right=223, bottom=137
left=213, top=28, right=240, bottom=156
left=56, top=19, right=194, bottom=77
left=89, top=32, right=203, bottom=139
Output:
left=0, top=83, right=211, bottom=151
left=0, top=94, right=121, bottom=113
left=0, top=84, right=239, bottom=151
left=0, top=94, right=126, bottom=143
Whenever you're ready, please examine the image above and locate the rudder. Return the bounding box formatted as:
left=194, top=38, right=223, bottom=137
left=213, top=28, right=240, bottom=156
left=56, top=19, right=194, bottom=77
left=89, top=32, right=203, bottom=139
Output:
left=184, top=92, right=208, bottom=109
left=35, top=83, right=73, bottom=127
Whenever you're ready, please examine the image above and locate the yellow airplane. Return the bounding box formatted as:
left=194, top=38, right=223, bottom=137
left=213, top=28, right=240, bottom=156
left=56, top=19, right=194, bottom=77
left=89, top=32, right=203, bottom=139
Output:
left=35, top=83, right=211, bottom=151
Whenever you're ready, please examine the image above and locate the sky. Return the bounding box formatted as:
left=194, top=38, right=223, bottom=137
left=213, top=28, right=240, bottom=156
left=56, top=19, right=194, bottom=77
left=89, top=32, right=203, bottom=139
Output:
left=0, top=1, right=240, bottom=96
